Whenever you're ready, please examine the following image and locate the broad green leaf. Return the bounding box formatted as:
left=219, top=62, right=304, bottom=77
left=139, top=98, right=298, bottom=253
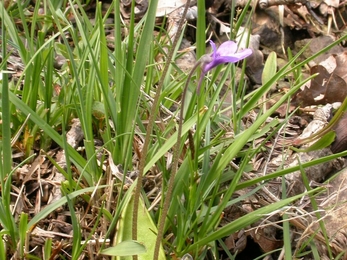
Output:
left=101, top=241, right=146, bottom=256
left=262, top=51, right=277, bottom=85
left=114, top=186, right=165, bottom=260
left=186, top=187, right=323, bottom=252
left=262, top=51, right=277, bottom=112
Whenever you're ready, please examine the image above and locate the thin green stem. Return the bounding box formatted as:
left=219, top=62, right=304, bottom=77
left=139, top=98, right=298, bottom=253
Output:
left=132, top=0, right=191, bottom=255
left=1, top=11, right=16, bottom=248
left=153, top=59, right=201, bottom=259
left=1, top=8, right=12, bottom=183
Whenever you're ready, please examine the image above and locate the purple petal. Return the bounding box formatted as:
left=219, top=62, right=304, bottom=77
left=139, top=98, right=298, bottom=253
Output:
left=231, top=48, right=253, bottom=61
left=201, top=40, right=253, bottom=74
left=200, top=53, right=215, bottom=74
left=215, top=48, right=253, bottom=63
left=202, top=59, right=218, bottom=73
left=216, top=41, right=238, bottom=56
left=209, top=40, right=217, bottom=60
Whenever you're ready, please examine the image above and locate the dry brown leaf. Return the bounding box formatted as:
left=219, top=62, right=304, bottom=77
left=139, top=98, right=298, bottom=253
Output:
left=250, top=227, right=283, bottom=253
left=294, top=35, right=344, bottom=65
left=323, top=0, right=339, bottom=8
left=333, top=51, right=347, bottom=83
left=224, top=230, right=248, bottom=253
left=331, top=111, right=347, bottom=153
left=291, top=65, right=347, bottom=107
left=156, top=0, right=186, bottom=17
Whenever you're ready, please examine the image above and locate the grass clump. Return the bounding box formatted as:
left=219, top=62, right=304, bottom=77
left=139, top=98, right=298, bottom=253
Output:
left=0, top=0, right=347, bottom=259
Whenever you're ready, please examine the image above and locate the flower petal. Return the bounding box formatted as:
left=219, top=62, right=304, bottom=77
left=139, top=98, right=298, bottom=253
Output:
left=235, top=48, right=253, bottom=58
left=215, top=48, right=253, bottom=63
left=202, top=59, right=218, bottom=73
left=209, top=40, right=217, bottom=51
left=200, top=53, right=215, bottom=74
left=216, top=41, right=238, bottom=56
left=201, top=41, right=253, bottom=74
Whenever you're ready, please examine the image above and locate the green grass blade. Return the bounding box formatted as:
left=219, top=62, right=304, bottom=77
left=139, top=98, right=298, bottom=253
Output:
left=1, top=14, right=12, bottom=189
left=18, top=213, right=28, bottom=258
left=144, top=110, right=202, bottom=172
left=7, top=91, right=92, bottom=183
left=281, top=177, right=292, bottom=259
left=118, top=0, right=159, bottom=166
left=62, top=185, right=81, bottom=259
left=43, top=238, right=52, bottom=260
left=0, top=233, right=6, bottom=259
left=216, top=78, right=303, bottom=174
left=186, top=188, right=323, bottom=253
left=0, top=19, right=17, bottom=250
left=0, top=2, right=27, bottom=62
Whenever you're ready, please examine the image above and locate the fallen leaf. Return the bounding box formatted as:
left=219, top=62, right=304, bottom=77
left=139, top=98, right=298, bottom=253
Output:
left=156, top=0, right=186, bottom=17
left=291, top=65, right=347, bottom=107
left=333, top=51, right=347, bottom=83
left=331, top=111, right=347, bottom=153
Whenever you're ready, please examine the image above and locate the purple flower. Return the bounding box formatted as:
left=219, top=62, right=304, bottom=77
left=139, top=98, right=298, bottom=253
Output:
left=197, top=40, right=252, bottom=93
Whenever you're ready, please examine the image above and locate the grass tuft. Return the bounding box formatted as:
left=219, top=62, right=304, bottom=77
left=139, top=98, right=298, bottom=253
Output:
left=1, top=0, right=347, bottom=259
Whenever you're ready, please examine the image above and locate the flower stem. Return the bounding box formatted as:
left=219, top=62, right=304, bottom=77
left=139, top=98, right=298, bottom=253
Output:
left=131, top=0, right=191, bottom=259
left=153, top=57, right=202, bottom=259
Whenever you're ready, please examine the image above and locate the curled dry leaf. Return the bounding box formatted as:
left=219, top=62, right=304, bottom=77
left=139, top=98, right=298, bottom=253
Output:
left=331, top=111, right=347, bottom=153
left=224, top=230, right=247, bottom=253
left=249, top=225, right=283, bottom=253
left=294, top=35, right=344, bottom=65
left=285, top=105, right=345, bottom=195
left=120, top=0, right=148, bottom=18
left=332, top=51, right=347, bottom=83
left=155, top=0, right=186, bottom=17
left=291, top=64, right=347, bottom=107
left=251, top=7, right=294, bottom=53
